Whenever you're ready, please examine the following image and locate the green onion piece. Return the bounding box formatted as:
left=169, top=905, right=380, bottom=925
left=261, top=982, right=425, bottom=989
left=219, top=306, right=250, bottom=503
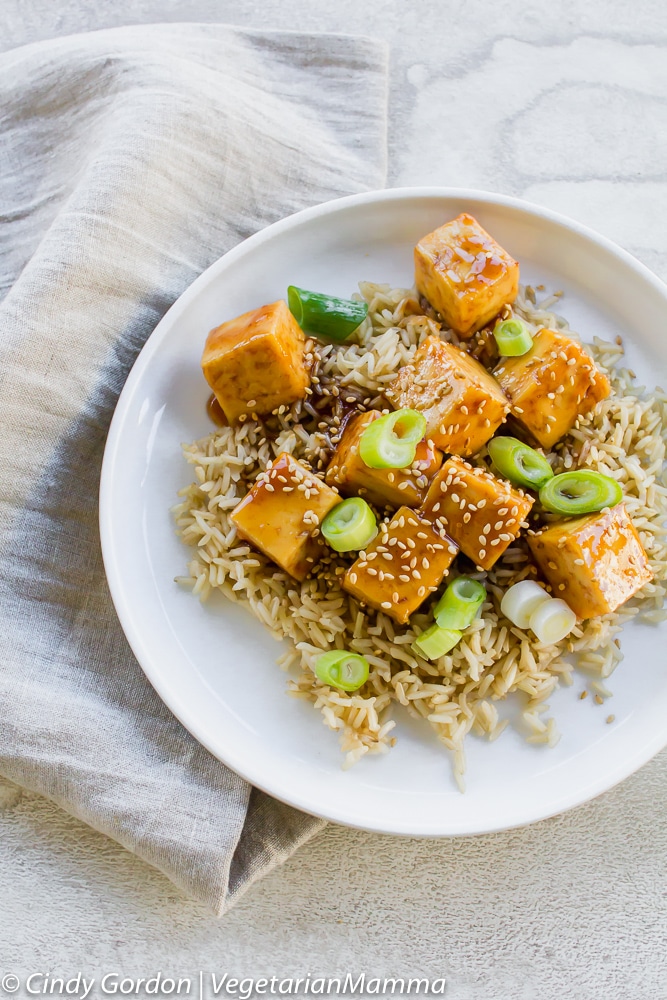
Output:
left=321, top=497, right=377, bottom=552
left=314, top=650, right=369, bottom=691
left=539, top=470, right=623, bottom=516
left=287, top=285, right=368, bottom=342
left=358, top=408, right=427, bottom=469
left=488, top=436, right=554, bottom=490
left=434, top=576, right=487, bottom=631
left=493, top=318, right=533, bottom=356
left=412, top=625, right=462, bottom=661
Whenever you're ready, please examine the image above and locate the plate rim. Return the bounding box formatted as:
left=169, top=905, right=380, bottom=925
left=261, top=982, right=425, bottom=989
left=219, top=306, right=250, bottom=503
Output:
left=99, top=186, right=667, bottom=835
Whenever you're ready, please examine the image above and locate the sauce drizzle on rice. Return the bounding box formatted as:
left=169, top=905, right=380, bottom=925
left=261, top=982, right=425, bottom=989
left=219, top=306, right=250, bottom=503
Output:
left=175, top=282, right=667, bottom=791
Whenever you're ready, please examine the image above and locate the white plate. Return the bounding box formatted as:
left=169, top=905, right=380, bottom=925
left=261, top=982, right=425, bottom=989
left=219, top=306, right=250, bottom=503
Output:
left=100, top=188, right=667, bottom=835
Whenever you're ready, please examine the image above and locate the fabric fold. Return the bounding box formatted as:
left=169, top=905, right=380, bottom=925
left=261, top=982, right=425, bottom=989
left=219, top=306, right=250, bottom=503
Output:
left=0, top=22, right=388, bottom=913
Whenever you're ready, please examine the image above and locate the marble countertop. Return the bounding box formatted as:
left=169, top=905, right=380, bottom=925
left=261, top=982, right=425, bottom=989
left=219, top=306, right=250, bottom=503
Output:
left=2, top=2, right=667, bottom=997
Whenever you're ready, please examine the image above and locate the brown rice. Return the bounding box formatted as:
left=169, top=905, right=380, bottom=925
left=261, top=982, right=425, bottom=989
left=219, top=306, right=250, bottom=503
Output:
left=173, top=283, right=667, bottom=790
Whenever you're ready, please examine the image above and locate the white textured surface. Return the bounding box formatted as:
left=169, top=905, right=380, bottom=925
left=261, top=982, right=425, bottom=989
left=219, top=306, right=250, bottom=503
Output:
left=2, top=2, right=667, bottom=997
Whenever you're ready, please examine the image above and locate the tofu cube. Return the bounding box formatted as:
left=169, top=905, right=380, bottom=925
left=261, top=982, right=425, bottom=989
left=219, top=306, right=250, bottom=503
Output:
left=202, top=300, right=309, bottom=423
left=231, top=452, right=339, bottom=580
left=325, top=410, right=443, bottom=509
left=387, top=335, right=509, bottom=457
left=493, top=328, right=610, bottom=449
left=422, top=456, right=533, bottom=570
left=343, top=506, right=458, bottom=624
left=414, top=213, right=519, bottom=337
left=527, top=504, right=653, bottom=619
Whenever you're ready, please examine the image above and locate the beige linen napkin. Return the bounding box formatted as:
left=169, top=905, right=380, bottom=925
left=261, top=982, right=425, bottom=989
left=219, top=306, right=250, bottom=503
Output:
left=0, top=23, right=387, bottom=913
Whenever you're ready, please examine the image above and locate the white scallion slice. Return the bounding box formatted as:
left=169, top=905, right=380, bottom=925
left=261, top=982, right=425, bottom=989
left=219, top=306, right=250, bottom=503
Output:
left=529, top=598, right=577, bottom=645
left=500, top=580, right=551, bottom=630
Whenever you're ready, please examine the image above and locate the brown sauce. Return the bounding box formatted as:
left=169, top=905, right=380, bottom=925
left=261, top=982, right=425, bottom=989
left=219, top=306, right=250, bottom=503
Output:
left=206, top=394, right=227, bottom=427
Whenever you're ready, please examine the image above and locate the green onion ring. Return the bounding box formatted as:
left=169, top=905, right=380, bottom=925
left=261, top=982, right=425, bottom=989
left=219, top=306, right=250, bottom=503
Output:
left=314, top=650, right=369, bottom=691
left=539, top=470, right=623, bottom=516
left=358, top=408, right=427, bottom=469
left=434, top=576, right=487, bottom=631
left=488, top=436, right=554, bottom=490
left=412, top=625, right=462, bottom=661
left=493, top=318, right=533, bottom=356
left=321, top=497, right=377, bottom=553
left=287, top=286, right=368, bottom=342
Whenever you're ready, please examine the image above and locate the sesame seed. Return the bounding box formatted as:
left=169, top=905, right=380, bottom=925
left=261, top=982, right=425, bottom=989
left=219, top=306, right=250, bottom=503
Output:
left=594, top=694, right=604, bottom=705
left=463, top=512, right=471, bottom=523
left=477, top=499, right=487, bottom=508
left=606, top=715, right=615, bottom=724
left=381, top=601, right=392, bottom=610
left=348, top=573, right=357, bottom=584
left=580, top=690, right=588, bottom=700
left=478, top=548, right=486, bottom=559
left=367, top=567, right=378, bottom=576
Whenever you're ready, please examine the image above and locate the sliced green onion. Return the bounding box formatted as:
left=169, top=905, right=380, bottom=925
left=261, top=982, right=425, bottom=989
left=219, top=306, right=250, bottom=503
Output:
left=358, top=408, right=427, bottom=469
left=314, top=650, right=369, bottom=691
left=500, top=580, right=551, bottom=630
left=493, top=318, right=533, bottom=356
left=488, top=436, right=554, bottom=490
left=321, top=497, right=377, bottom=552
left=434, top=577, right=486, bottom=630
left=287, top=285, right=368, bottom=342
left=412, top=624, right=462, bottom=661
left=539, top=470, right=622, bottom=516
left=529, top=598, right=576, bottom=644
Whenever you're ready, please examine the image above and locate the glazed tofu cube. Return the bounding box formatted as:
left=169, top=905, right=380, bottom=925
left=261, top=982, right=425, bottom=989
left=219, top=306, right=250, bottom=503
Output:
left=231, top=452, right=339, bottom=580
left=493, top=328, right=610, bottom=449
left=387, top=336, right=509, bottom=457
left=343, top=506, right=458, bottom=624
left=422, top=456, right=533, bottom=570
left=202, top=300, right=309, bottom=423
left=325, top=410, right=443, bottom=509
left=527, top=504, right=653, bottom=619
left=414, top=213, right=519, bottom=337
